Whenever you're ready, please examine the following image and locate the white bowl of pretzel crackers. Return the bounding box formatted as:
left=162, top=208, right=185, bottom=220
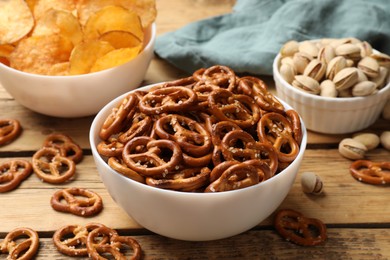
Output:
left=0, top=0, right=156, bottom=118
left=90, top=65, right=307, bottom=241
left=273, top=37, right=390, bottom=134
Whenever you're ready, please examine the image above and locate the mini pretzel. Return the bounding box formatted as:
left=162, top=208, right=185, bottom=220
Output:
left=258, top=112, right=299, bottom=163
left=122, top=136, right=183, bottom=177
left=118, top=112, right=153, bottom=143
left=205, top=162, right=259, bottom=192
left=155, top=114, right=212, bottom=157
left=99, top=93, right=138, bottom=140
left=43, top=133, right=83, bottom=163
left=285, top=110, right=303, bottom=145
left=97, top=137, right=124, bottom=157
left=200, top=65, right=237, bottom=91
left=0, top=227, right=39, bottom=260
left=350, top=160, right=390, bottom=185
left=53, top=223, right=109, bottom=257
left=274, top=209, right=327, bottom=246
left=87, top=226, right=142, bottom=260
left=108, top=157, right=145, bottom=183
left=146, top=167, right=211, bottom=192
left=0, top=159, right=32, bottom=193
left=211, top=121, right=242, bottom=166
left=208, top=88, right=260, bottom=128
left=32, top=147, right=76, bottom=184
left=139, top=86, right=198, bottom=115
left=239, top=76, right=285, bottom=114
left=0, top=119, right=22, bottom=146
left=51, top=187, right=103, bottom=217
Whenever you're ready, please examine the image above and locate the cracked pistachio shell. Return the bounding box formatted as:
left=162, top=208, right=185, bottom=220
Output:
left=352, top=81, right=377, bottom=97
left=352, top=133, right=380, bottom=150
left=279, top=63, right=296, bottom=84
left=333, top=67, right=359, bottom=90
left=335, top=43, right=361, bottom=60
left=300, top=172, right=323, bottom=195
left=380, top=131, right=390, bottom=150
left=293, top=52, right=313, bottom=74
left=303, top=59, right=326, bottom=81
left=280, top=40, right=299, bottom=57
left=299, top=41, right=319, bottom=58
left=338, top=138, right=367, bottom=160
left=326, top=56, right=347, bottom=80
left=318, top=45, right=335, bottom=64
left=320, top=80, right=337, bottom=97
left=371, top=52, right=390, bottom=69
left=357, top=41, right=373, bottom=57
left=292, top=75, right=320, bottom=94
left=372, top=66, right=389, bottom=88
left=358, top=56, right=379, bottom=78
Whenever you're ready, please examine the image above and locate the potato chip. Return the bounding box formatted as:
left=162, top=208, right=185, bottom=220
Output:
left=69, top=40, right=115, bottom=75
left=30, top=0, right=77, bottom=20
left=84, top=5, right=144, bottom=41
left=90, top=47, right=141, bottom=73
left=0, top=0, right=34, bottom=44
left=0, top=45, right=15, bottom=59
left=48, top=62, right=70, bottom=76
left=0, top=57, right=10, bottom=66
left=77, top=0, right=156, bottom=28
left=9, top=35, right=73, bottom=75
left=32, top=9, right=83, bottom=46
left=99, top=30, right=142, bottom=49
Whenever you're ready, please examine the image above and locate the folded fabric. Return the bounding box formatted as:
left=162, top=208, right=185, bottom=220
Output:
left=154, top=0, right=390, bottom=76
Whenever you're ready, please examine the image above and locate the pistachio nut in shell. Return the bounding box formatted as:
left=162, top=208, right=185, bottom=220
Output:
left=318, top=45, right=335, bottom=65
left=320, top=80, right=337, bottom=97
left=280, top=40, right=299, bottom=57
left=292, top=75, right=320, bottom=94
left=352, top=133, right=380, bottom=150
left=300, top=172, right=323, bottom=195
left=279, top=63, right=296, bottom=84
left=292, top=51, right=313, bottom=74
left=380, top=131, right=390, bottom=151
left=326, top=56, right=347, bottom=80
left=358, top=56, right=379, bottom=78
left=338, top=138, right=367, bottom=160
left=299, top=41, right=319, bottom=58
left=352, top=81, right=377, bottom=97
left=372, top=66, right=389, bottom=89
left=357, top=41, right=373, bottom=58
left=303, top=59, right=326, bottom=81
left=356, top=68, right=368, bottom=82
left=333, top=67, right=359, bottom=90
left=371, top=52, right=390, bottom=69
left=335, top=43, right=361, bottom=60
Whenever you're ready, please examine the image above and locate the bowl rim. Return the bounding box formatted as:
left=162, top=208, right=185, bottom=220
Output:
left=273, top=51, right=390, bottom=103
left=89, top=83, right=308, bottom=197
left=0, top=23, right=156, bottom=79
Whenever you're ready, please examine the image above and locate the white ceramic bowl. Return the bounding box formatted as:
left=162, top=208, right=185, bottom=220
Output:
left=273, top=53, right=390, bottom=134
left=0, top=24, right=156, bottom=118
left=89, top=84, right=307, bottom=241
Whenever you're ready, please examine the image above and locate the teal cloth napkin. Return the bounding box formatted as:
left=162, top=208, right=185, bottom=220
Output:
left=154, top=0, right=390, bottom=76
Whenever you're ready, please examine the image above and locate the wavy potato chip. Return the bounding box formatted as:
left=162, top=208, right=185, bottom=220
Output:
left=84, top=5, right=144, bottom=41
left=9, top=35, right=73, bottom=75
left=0, top=0, right=34, bottom=44
left=99, top=30, right=142, bottom=49
left=48, top=62, right=70, bottom=76
left=32, top=9, right=83, bottom=46
left=90, top=47, right=141, bottom=73
left=77, top=0, right=156, bottom=28
left=69, top=40, right=115, bottom=75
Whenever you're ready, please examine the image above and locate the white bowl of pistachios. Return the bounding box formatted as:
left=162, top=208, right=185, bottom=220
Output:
left=273, top=37, right=390, bottom=134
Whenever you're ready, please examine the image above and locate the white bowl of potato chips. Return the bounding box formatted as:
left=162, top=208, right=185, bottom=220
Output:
left=0, top=0, right=156, bottom=118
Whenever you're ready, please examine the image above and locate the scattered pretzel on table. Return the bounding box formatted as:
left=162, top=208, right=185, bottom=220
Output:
left=97, top=65, right=303, bottom=192
left=0, top=227, right=39, bottom=259
left=274, top=209, right=327, bottom=246
left=43, top=133, right=83, bottom=163
left=0, top=119, right=22, bottom=146
left=0, top=159, right=33, bottom=193
left=50, top=187, right=103, bottom=217
left=350, top=160, right=390, bottom=185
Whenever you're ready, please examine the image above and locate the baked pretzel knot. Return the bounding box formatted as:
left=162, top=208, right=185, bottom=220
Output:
left=43, top=133, right=83, bottom=163
left=32, top=147, right=76, bottom=184
left=0, top=227, right=39, bottom=260
left=350, top=160, right=390, bottom=185
left=274, top=209, right=327, bottom=246
left=0, top=159, right=32, bottom=193
left=53, top=223, right=108, bottom=257
left=51, top=188, right=103, bottom=217
left=0, top=119, right=22, bottom=146
left=87, top=226, right=142, bottom=260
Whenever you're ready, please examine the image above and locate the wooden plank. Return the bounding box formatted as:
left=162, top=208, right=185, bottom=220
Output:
left=5, top=229, right=389, bottom=259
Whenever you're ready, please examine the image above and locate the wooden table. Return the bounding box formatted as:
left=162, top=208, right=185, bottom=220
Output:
left=1, top=0, right=389, bottom=259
